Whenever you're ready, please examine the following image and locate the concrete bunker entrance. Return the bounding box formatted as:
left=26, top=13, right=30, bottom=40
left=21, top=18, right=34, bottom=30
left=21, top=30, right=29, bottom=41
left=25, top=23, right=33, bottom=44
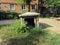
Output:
left=24, top=18, right=35, bottom=28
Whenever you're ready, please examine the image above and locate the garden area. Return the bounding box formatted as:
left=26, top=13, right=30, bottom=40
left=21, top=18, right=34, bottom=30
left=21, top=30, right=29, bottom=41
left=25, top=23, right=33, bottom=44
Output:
left=0, top=20, right=60, bottom=45
left=0, top=0, right=60, bottom=45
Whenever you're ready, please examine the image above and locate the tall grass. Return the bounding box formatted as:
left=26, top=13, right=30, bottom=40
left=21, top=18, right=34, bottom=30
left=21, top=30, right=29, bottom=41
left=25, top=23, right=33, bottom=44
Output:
left=0, top=20, right=29, bottom=40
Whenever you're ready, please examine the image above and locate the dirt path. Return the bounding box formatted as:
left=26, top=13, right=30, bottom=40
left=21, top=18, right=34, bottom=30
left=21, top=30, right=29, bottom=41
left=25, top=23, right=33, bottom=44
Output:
left=39, top=18, right=60, bottom=34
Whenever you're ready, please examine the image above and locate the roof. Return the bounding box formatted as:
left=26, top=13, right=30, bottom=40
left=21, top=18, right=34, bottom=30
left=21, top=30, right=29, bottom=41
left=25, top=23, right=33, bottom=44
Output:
left=19, top=12, right=40, bottom=17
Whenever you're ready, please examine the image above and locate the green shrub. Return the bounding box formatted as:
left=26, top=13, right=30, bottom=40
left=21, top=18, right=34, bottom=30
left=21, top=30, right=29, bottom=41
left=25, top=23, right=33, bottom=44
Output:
left=0, top=11, right=20, bottom=20
left=12, top=20, right=29, bottom=33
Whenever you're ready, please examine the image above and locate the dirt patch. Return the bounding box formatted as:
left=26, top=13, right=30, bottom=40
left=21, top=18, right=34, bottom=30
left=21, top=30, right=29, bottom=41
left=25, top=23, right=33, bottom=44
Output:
left=39, top=18, right=60, bottom=34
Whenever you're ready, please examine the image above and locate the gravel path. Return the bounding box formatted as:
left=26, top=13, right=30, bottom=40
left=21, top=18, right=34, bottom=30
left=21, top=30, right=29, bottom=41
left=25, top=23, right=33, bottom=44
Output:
left=0, top=20, right=16, bottom=26
left=39, top=18, right=60, bottom=34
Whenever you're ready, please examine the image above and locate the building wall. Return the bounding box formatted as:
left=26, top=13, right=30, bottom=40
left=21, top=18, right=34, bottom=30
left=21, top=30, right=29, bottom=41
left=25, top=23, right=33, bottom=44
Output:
left=2, top=3, right=10, bottom=11
left=15, top=4, right=23, bottom=13
left=0, top=0, right=38, bottom=13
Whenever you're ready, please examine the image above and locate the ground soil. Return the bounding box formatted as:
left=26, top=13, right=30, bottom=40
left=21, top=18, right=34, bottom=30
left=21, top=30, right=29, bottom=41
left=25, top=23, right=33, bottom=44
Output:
left=39, top=18, right=60, bottom=34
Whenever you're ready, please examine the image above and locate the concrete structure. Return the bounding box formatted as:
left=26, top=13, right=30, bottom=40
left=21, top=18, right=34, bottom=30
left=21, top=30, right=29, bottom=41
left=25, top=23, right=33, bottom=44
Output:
left=0, top=0, right=39, bottom=13
left=19, top=12, right=40, bottom=28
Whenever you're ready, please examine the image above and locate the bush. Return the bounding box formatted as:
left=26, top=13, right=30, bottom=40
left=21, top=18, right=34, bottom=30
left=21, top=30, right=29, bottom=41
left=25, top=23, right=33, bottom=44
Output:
left=0, top=11, right=20, bottom=20
left=12, top=20, right=29, bottom=33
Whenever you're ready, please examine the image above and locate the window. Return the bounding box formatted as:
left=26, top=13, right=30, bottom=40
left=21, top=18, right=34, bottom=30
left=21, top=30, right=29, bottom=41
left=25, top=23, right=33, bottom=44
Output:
left=10, top=4, right=15, bottom=10
left=22, top=5, right=26, bottom=10
left=0, top=3, right=2, bottom=10
left=32, top=5, right=36, bottom=9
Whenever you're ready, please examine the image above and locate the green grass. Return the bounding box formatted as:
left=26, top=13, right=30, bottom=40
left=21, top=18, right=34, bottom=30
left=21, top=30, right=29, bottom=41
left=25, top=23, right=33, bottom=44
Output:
left=0, top=20, right=60, bottom=45
left=0, top=25, right=60, bottom=45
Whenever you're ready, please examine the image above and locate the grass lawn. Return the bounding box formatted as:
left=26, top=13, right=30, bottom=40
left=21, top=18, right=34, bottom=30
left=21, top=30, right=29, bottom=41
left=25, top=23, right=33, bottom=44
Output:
left=0, top=25, right=60, bottom=45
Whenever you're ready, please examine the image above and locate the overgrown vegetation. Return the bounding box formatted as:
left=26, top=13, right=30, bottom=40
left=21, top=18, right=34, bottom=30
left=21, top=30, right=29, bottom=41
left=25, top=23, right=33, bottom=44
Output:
left=0, top=20, right=60, bottom=45
left=0, top=20, right=29, bottom=39
left=12, top=20, right=29, bottom=33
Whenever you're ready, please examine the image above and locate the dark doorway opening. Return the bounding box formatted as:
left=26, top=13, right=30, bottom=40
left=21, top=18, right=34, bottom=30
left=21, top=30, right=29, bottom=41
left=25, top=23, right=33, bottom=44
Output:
left=24, top=18, right=35, bottom=29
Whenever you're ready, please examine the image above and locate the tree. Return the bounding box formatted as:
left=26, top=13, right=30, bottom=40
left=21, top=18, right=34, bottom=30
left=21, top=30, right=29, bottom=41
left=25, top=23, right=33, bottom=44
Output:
left=39, top=0, right=60, bottom=17
left=45, top=0, right=60, bottom=17
left=45, top=0, right=60, bottom=8
left=16, top=0, right=24, bottom=4
left=38, top=0, right=47, bottom=16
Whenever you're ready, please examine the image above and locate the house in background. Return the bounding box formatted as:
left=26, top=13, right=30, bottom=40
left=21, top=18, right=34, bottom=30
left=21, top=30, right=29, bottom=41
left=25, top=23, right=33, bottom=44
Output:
left=0, top=0, right=40, bottom=13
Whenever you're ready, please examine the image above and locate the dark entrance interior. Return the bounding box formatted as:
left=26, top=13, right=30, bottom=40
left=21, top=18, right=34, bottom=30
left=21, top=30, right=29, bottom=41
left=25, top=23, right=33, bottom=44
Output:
left=24, top=18, right=35, bottom=29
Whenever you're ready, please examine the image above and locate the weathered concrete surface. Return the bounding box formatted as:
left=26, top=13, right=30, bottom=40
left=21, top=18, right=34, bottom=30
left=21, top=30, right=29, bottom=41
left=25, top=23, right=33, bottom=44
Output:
left=0, top=20, right=16, bottom=26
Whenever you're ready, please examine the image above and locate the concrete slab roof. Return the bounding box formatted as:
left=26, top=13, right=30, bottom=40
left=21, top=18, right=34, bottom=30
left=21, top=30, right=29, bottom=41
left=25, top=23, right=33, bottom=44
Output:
left=19, top=12, right=40, bottom=17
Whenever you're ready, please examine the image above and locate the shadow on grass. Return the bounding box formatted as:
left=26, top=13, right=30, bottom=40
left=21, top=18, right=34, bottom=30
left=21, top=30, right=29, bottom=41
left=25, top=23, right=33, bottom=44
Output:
left=0, top=29, right=48, bottom=45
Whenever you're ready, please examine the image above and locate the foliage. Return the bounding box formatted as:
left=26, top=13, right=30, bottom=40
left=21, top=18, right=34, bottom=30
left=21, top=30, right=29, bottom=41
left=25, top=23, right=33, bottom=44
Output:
left=39, top=0, right=60, bottom=17
left=0, top=11, right=19, bottom=20
left=45, top=0, right=60, bottom=8
left=0, top=25, right=29, bottom=40
left=0, top=25, right=60, bottom=45
left=16, top=0, right=25, bottom=4
left=0, top=20, right=29, bottom=40
left=12, top=20, right=29, bottom=33
left=16, top=0, right=32, bottom=4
